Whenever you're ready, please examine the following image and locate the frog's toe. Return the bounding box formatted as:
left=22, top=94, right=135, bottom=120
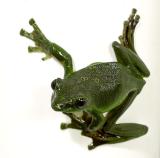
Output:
left=20, top=29, right=26, bottom=36
left=88, top=143, right=95, bottom=150
left=88, top=139, right=107, bottom=150
left=86, top=127, right=96, bottom=133
left=20, top=29, right=33, bottom=40
left=60, top=123, right=69, bottom=130
left=28, top=18, right=42, bottom=34
left=29, top=18, right=36, bottom=25
left=28, top=46, right=42, bottom=53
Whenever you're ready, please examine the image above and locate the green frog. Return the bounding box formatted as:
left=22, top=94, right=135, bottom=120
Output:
left=20, top=9, right=150, bottom=150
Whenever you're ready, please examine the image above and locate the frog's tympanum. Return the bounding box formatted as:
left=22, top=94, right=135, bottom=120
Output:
left=20, top=9, right=150, bottom=150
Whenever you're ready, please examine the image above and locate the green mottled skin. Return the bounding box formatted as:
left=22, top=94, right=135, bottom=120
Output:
left=20, top=9, right=150, bottom=150
left=53, top=62, right=145, bottom=113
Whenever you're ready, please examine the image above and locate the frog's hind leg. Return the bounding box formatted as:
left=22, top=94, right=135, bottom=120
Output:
left=20, top=19, right=73, bottom=78
left=107, top=123, right=148, bottom=141
left=103, top=91, right=148, bottom=143
left=85, top=123, right=148, bottom=150
left=103, top=91, right=138, bottom=131
left=82, top=91, right=148, bottom=150
left=112, top=9, right=150, bottom=77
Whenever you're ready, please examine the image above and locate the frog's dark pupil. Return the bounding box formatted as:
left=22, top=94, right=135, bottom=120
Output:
left=51, top=80, right=56, bottom=90
left=76, top=98, right=86, bottom=107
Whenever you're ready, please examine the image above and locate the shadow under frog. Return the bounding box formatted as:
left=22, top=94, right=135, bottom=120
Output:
left=20, top=9, right=150, bottom=150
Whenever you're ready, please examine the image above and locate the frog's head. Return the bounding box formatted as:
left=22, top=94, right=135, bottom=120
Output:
left=51, top=78, right=88, bottom=113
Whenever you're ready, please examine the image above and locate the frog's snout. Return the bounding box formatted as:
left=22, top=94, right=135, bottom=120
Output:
left=52, top=97, right=87, bottom=112
left=52, top=101, right=73, bottom=112
left=52, top=103, right=64, bottom=111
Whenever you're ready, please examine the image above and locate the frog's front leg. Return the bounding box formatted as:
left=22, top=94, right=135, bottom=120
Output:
left=60, top=113, right=85, bottom=130
left=20, top=19, right=73, bottom=78
left=86, top=110, right=105, bottom=132
left=61, top=112, right=91, bottom=130
left=62, top=110, right=105, bottom=132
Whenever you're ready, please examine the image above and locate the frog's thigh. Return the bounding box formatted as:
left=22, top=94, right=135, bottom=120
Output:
left=98, top=123, right=148, bottom=145
left=87, top=111, right=105, bottom=131
left=108, top=123, right=148, bottom=138
left=112, top=41, right=130, bottom=65
left=104, top=90, right=138, bottom=131
left=112, top=42, right=150, bottom=77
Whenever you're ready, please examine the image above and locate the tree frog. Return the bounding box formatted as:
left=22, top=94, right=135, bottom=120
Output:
left=20, top=9, right=150, bottom=150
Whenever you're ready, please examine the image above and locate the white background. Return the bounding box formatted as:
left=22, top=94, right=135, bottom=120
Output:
left=0, top=0, right=159, bottom=158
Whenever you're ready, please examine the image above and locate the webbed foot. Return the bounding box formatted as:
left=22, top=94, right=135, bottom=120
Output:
left=20, top=19, right=53, bottom=60
left=119, top=8, right=140, bottom=53
left=20, top=19, right=73, bottom=77
left=81, top=123, right=148, bottom=150
left=81, top=130, right=116, bottom=150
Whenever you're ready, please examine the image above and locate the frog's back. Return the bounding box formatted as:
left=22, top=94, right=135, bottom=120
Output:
left=65, top=62, right=145, bottom=112
left=68, top=62, right=137, bottom=87
left=66, top=62, right=144, bottom=93
left=65, top=62, right=120, bottom=91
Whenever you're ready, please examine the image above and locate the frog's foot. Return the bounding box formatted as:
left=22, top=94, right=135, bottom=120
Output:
left=81, top=130, right=116, bottom=150
left=20, top=19, right=73, bottom=77
left=20, top=19, right=53, bottom=60
left=119, top=8, right=140, bottom=53
left=81, top=123, right=148, bottom=150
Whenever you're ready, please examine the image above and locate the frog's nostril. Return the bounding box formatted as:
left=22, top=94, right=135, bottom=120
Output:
left=57, top=103, right=64, bottom=109
left=52, top=103, right=64, bottom=111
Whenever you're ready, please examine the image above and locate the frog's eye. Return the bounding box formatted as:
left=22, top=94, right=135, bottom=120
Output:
left=75, top=98, right=86, bottom=108
left=51, top=78, right=62, bottom=90
left=51, top=80, right=56, bottom=90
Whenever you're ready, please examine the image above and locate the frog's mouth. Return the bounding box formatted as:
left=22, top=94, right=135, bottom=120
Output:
left=52, top=97, right=87, bottom=112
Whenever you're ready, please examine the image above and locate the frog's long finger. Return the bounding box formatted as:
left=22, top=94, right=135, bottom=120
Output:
left=60, top=123, right=71, bottom=130
left=88, top=141, right=106, bottom=150
left=132, top=15, right=140, bottom=29
left=28, top=46, right=42, bottom=53
left=20, top=29, right=34, bottom=40
left=119, top=8, right=140, bottom=54
left=60, top=122, right=82, bottom=130
left=122, top=21, right=129, bottom=47
left=127, top=15, right=140, bottom=52
left=29, top=18, right=44, bottom=36
left=41, top=55, right=53, bottom=61
left=128, top=8, right=137, bottom=23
